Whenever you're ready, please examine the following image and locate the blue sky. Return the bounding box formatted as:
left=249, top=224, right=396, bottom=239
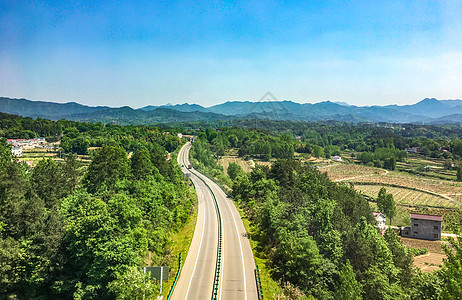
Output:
left=1, top=0, right=461, bottom=107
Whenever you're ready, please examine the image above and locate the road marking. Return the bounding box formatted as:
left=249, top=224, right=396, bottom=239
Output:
left=219, top=211, right=224, bottom=300
left=185, top=183, right=206, bottom=299
left=208, top=179, right=247, bottom=300
left=183, top=148, right=207, bottom=299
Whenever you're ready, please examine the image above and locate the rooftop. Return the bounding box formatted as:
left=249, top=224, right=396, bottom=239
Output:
left=410, top=213, right=442, bottom=222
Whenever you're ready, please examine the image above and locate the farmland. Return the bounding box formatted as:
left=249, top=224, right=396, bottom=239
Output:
left=19, top=147, right=93, bottom=167
left=323, top=163, right=462, bottom=208
left=324, top=163, right=387, bottom=181
left=355, top=184, right=456, bottom=208
left=400, top=237, right=448, bottom=273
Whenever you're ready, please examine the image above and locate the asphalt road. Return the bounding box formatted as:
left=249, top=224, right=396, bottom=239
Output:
left=171, top=142, right=258, bottom=300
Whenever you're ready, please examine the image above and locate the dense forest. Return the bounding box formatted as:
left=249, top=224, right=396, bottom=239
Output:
left=182, top=122, right=462, bottom=174
left=190, top=127, right=462, bottom=299
left=0, top=113, right=194, bottom=299
left=231, top=161, right=461, bottom=299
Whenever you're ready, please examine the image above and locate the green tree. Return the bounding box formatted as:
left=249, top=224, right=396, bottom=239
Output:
left=384, top=228, right=413, bottom=288
left=227, top=162, right=243, bottom=181
left=335, top=260, right=362, bottom=300
left=312, top=145, right=324, bottom=158
left=108, top=267, right=159, bottom=300
left=272, top=231, right=323, bottom=292
left=457, top=166, right=462, bottom=181
left=439, top=228, right=462, bottom=299
left=377, top=188, right=396, bottom=225
left=31, top=158, right=67, bottom=208
left=131, top=149, right=154, bottom=180
left=62, top=153, right=83, bottom=193
left=411, top=272, right=442, bottom=300
left=83, top=145, right=131, bottom=193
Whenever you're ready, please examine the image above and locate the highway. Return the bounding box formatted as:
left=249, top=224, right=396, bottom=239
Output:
left=171, top=142, right=258, bottom=300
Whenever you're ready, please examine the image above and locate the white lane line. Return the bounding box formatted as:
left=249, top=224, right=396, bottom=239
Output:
left=223, top=191, right=247, bottom=300
left=184, top=156, right=207, bottom=298
left=219, top=203, right=224, bottom=300
left=206, top=178, right=247, bottom=300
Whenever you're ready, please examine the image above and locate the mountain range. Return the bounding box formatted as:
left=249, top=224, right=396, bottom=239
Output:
left=2, top=97, right=462, bottom=124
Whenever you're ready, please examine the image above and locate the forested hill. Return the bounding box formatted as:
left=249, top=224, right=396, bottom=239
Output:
left=0, top=97, right=109, bottom=118
left=66, top=107, right=234, bottom=124
left=3, top=96, right=462, bottom=124
left=0, top=115, right=195, bottom=299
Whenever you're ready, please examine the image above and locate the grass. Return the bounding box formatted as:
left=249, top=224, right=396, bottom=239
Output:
left=161, top=186, right=198, bottom=298
left=233, top=201, right=283, bottom=299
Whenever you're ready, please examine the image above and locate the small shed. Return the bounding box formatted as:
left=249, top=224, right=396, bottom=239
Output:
left=401, top=213, right=442, bottom=241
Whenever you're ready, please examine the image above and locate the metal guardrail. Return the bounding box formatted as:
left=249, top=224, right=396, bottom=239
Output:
left=188, top=168, right=223, bottom=300
left=166, top=253, right=182, bottom=300
left=193, top=168, right=234, bottom=199
left=255, top=265, right=263, bottom=300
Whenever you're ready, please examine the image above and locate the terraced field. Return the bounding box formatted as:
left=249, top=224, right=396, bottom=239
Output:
left=324, top=164, right=387, bottom=181
left=218, top=155, right=253, bottom=173
left=355, top=184, right=457, bottom=208
left=351, top=172, right=462, bottom=195
left=324, top=163, right=462, bottom=208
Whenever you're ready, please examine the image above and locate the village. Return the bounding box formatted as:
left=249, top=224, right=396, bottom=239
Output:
left=7, top=137, right=61, bottom=167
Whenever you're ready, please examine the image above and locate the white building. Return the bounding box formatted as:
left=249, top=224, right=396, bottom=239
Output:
left=373, top=212, right=386, bottom=231
left=331, top=155, right=342, bottom=162
left=11, top=146, right=23, bottom=157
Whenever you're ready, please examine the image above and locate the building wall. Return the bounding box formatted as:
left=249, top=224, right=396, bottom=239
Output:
left=402, top=218, right=441, bottom=240
left=12, top=147, right=23, bottom=157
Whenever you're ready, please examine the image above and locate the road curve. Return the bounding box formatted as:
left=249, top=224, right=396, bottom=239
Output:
left=171, top=142, right=258, bottom=300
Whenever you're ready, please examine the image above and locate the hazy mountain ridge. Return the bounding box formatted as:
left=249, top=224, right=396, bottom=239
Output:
left=2, top=96, right=462, bottom=124
left=0, top=97, right=110, bottom=118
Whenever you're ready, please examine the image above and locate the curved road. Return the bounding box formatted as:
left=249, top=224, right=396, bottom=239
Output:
left=171, top=142, right=258, bottom=300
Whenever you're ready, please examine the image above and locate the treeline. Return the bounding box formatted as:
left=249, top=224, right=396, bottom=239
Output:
left=0, top=122, right=193, bottom=298
left=194, top=128, right=294, bottom=159
left=0, top=112, right=182, bottom=155
left=179, top=120, right=462, bottom=161
left=356, top=148, right=407, bottom=170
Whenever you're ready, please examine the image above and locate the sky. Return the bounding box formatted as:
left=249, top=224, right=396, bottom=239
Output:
left=1, top=0, right=461, bottom=108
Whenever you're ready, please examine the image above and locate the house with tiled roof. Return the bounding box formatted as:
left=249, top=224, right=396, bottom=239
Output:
left=401, top=213, right=442, bottom=241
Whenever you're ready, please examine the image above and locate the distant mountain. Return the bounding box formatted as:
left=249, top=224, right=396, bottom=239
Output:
left=66, top=107, right=233, bottom=125
left=428, top=114, right=462, bottom=124
left=0, top=97, right=109, bottom=118
left=140, top=103, right=208, bottom=113
left=2, top=96, right=462, bottom=124
left=385, top=98, right=462, bottom=118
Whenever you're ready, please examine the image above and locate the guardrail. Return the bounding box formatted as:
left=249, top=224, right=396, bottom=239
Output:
left=166, top=253, right=182, bottom=300
left=181, top=144, right=223, bottom=300
left=255, top=265, right=263, bottom=300
left=192, top=167, right=234, bottom=199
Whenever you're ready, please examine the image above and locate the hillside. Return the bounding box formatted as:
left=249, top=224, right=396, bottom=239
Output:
left=0, top=97, right=109, bottom=118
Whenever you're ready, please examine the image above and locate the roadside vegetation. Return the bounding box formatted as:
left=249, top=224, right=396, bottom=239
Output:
left=0, top=113, right=195, bottom=299
left=189, top=126, right=462, bottom=299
